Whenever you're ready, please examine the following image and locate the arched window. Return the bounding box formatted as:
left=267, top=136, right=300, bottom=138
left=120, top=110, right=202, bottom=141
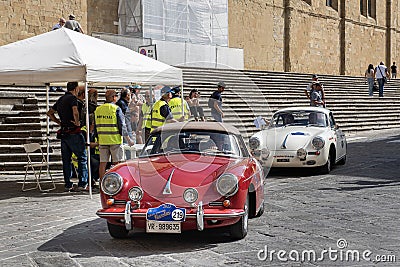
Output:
left=361, top=0, right=376, bottom=18
left=326, top=0, right=338, bottom=12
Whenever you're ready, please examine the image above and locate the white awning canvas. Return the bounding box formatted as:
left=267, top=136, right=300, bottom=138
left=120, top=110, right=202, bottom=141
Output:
left=0, top=28, right=182, bottom=86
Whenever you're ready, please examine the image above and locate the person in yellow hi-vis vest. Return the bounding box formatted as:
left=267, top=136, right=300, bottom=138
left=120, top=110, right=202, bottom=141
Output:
left=150, top=86, right=184, bottom=133
left=95, top=89, right=134, bottom=179
left=169, top=86, right=191, bottom=121
left=138, top=89, right=154, bottom=143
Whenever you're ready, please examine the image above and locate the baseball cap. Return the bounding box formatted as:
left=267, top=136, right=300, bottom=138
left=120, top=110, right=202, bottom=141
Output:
left=160, top=86, right=172, bottom=95
left=69, top=14, right=75, bottom=19
left=312, top=74, right=318, bottom=79
left=217, top=81, right=226, bottom=88
left=171, top=86, right=181, bottom=94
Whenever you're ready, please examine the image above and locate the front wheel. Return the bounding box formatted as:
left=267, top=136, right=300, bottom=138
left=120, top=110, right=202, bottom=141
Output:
left=107, top=222, right=129, bottom=239
left=319, top=153, right=332, bottom=174
left=230, top=195, right=249, bottom=240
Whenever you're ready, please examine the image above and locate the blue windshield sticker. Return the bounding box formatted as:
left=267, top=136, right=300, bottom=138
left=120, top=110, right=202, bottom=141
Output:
left=146, top=203, right=186, bottom=222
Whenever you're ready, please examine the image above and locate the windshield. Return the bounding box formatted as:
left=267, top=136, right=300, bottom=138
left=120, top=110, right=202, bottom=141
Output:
left=270, top=110, right=328, bottom=127
left=140, top=130, right=242, bottom=157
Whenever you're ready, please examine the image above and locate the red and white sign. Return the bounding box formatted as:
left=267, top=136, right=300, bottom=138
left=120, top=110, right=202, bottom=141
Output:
left=138, top=45, right=157, bottom=59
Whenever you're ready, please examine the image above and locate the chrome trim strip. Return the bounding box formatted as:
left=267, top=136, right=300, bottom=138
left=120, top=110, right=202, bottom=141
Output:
left=196, top=201, right=204, bottom=231
left=124, top=201, right=132, bottom=230
left=163, top=169, right=174, bottom=195
left=281, top=133, right=289, bottom=149
left=97, top=211, right=245, bottom=218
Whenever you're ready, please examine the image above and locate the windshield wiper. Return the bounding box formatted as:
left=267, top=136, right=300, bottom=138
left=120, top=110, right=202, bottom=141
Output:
left=202, top=150, right=237, bottom=157
left=284, top=123, right=304, bottom=127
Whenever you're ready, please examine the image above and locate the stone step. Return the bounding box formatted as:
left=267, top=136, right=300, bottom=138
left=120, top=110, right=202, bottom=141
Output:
left=4, top=116, right=41, bottom=124
left=0, top=123, right=41, bottom=131
left=0, top=144, right=59, bottom=154
left=0, top=130, right=42, bottom=138
left=0, top=161, right=63, bottom=172
left=12, top=103, right=39, bottom=111
left=0, top=110, right=40, bottom=117
left=0, top=153, right=62, bottom=163
left=0, top=137, right=48, bottom=145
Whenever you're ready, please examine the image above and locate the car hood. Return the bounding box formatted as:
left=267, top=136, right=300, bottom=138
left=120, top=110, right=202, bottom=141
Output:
left=263, top=126, right=325, bottom=151
left=125, top=153, right=248, bottom=204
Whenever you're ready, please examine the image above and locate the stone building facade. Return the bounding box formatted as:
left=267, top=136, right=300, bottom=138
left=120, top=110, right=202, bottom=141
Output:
left=0, top=0, right=399, bottom=76
left=229, top=0, right=400, bottom=76
left=0, top=0, right=118, bottom=46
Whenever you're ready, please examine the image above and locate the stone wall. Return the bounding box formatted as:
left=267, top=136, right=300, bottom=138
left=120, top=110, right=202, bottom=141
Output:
left=1, top=0, right=400, bottom=76
left=228, top=0, right=400, bottom=76
left=228, top=0, right=285, bottom=72
left=287, top=1, right=341, bottom=75
left=0, top=0, right=119, bottom=46
left=87, top=0, right=119, bottom=34
left=0, top=0, right=87, bottom=46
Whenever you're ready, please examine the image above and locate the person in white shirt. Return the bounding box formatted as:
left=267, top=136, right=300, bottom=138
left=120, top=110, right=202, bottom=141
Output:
left=375, top=62, right=389, bottom=97
left=304, top=74, right=325, bottom=105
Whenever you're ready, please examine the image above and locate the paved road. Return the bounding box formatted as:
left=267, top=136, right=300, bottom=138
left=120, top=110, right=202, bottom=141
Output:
left=0, top=129, right=399, bottom=266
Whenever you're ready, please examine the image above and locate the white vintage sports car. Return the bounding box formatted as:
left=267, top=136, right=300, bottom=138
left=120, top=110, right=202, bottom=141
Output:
left=249, top=107, right=347, bottom=174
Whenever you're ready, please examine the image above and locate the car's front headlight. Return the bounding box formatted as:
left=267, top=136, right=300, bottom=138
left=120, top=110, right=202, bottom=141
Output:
left=101, top=172, right=123, bottom=195
left=183, top=188, right=198, bottom=204
left=216, top=173, right=238, bottom=197
left=128, top=186, right=143, bottom=201
left=249, top=136, right=261, bottom=150
left=312, top=136, right=325, bottom=150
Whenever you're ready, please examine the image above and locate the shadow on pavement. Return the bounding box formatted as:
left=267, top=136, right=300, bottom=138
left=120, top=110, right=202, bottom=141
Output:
left=0, top=180, right=96, bottom=201
left=37, top=219, right=234, bottom=258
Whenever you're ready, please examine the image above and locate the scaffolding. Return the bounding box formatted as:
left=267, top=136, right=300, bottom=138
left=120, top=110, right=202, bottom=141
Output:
left=118, top=0, right=228, bottom=46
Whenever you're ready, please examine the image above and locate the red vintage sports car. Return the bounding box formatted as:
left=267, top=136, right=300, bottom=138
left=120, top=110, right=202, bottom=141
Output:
left=96, top=122, right=265, bottom=240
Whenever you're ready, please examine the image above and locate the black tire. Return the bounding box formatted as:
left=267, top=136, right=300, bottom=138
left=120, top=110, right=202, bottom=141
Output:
left=107, top=222, right=129, bottom=239
left=337, top=155, right=347, bottom=165
left=230, top=195, right=249, bottom=240
left=320, top=153, right=332, bottom=174
left=255, top=201, right=264, bottom=218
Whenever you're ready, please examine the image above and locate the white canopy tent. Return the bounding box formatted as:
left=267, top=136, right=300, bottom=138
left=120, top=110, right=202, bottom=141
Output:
left=0, top=28, right=183, bottom=197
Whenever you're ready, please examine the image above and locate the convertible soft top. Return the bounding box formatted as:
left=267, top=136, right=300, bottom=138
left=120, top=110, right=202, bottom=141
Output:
left=153, top=121, right=241, bottom=136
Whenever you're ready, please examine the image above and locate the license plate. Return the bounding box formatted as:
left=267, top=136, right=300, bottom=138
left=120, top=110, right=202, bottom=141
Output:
left=146, top=220, right=181, bottom=233
left=277, top=158, right=290, bottom=162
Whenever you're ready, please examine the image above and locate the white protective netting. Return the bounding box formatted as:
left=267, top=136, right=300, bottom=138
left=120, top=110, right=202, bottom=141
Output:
left=119, top=0, right=228, bottom=46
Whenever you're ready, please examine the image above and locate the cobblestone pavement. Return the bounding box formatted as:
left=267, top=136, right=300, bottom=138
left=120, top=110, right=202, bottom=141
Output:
left=0, top=129, right=399, bottom=266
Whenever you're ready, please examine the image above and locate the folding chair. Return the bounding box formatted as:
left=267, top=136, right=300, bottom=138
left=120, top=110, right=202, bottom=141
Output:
left=22, top=143, right=56, bottom=192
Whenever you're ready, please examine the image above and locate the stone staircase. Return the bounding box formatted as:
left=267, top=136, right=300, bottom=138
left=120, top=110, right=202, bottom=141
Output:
left=0, top=91, right=61, bottom=174
left=181, top=67, right=400, bottom=136
left=0, top=67, right=399, bottom=174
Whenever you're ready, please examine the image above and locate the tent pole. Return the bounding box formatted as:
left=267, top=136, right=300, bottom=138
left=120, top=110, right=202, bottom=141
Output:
left=181, top=82, right=184, bottom=118
left=45, top=83, right=50, bottom=177
left=85, top=82, right=92, bottom=199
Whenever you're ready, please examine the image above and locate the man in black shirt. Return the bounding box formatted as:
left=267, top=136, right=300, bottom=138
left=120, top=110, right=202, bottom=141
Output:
left=47, top=82, right=88, bottom=191
left=391, top=62, right=397, bottom=79
left=209, top=81, right=226, bottom=122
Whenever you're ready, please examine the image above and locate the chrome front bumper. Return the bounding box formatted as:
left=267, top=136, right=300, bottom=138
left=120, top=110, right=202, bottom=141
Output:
left=96, top=201, right=245, bottom=231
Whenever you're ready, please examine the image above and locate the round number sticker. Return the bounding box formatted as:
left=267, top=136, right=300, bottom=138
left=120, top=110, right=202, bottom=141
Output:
left=172, top=209, right=184, bottom=221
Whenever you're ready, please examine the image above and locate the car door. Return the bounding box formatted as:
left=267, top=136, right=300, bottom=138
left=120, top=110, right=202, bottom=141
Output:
left=329, top=112, right=346, bottom=160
